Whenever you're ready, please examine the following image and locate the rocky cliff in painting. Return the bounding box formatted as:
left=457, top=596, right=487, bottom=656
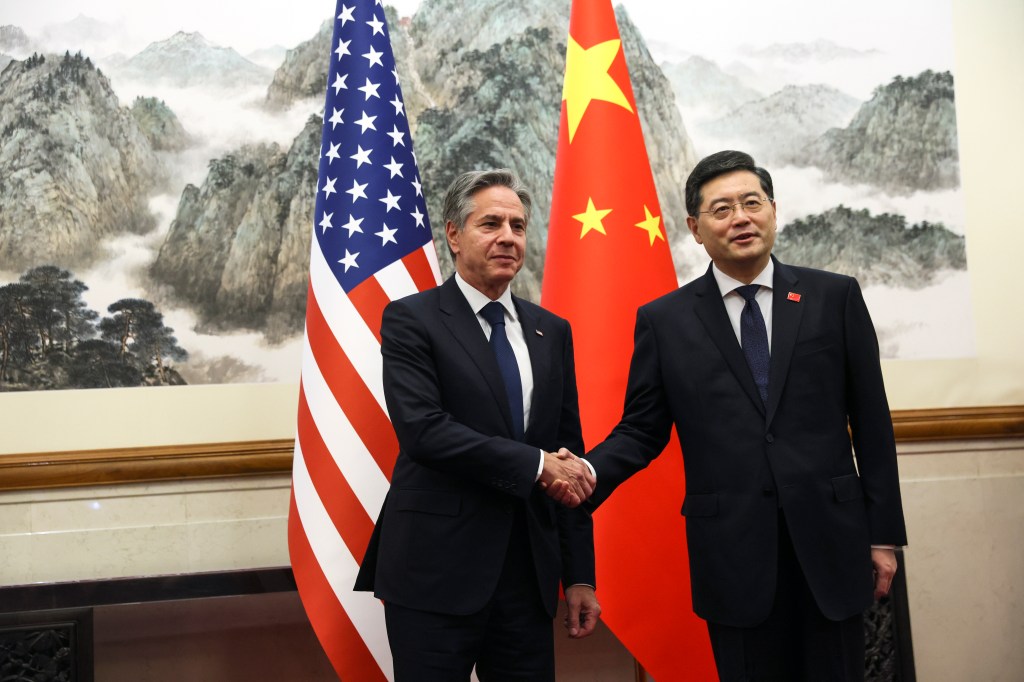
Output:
left=774, top=206, right=966, bottom=288
left=0, top=52, right=168, bottom=271
left=130, top=96, right=191, bottom=151
left=150, top=117, right=320, bottom=340
left=804, top=70, right=960, bottom=194
left=264, top=19, right=334, bottom=110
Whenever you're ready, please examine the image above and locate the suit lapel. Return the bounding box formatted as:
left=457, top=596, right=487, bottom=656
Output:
left=767, top=258, right=803, bottom=425
left=517, top=298, right=550, bottom=442
left=693, top=266, right=765, bottom=414
left=438, top=277, right=516, bottom=436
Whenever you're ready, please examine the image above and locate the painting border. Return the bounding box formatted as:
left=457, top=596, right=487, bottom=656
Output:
left=1, top=405, right=1021, bottom=492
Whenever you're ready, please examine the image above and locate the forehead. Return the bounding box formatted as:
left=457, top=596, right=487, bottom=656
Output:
left=701, top=170, right=762, bottom=204
left=468, top=186, right=525, bottom=217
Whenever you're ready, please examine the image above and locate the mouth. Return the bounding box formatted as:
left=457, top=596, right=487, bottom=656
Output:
left=731, top=231, right=758, bottom=245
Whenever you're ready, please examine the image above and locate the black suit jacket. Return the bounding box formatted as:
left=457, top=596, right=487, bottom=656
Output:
left=355, top=276, right=594, bottom=617
left=587, top=257, right=907, bottom=627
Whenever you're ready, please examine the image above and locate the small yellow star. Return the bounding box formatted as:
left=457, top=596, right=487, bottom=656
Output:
left=573, top=198, right=613, bottom=238
left=562, top=36, right=633, bottom=143
left=635, top=205, right=664, bottom=245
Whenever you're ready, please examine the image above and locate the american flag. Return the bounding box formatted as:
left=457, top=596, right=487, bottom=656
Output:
left=288, top=1, right=440, bottom=679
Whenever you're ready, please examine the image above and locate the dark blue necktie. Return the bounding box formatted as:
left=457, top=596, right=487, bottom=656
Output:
left=481, top=301, right=525, bottom=440
left=736, top=284, right=770, bottom=405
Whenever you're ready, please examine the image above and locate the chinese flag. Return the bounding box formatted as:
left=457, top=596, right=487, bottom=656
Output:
left=541, top=0, right=716, bottom=679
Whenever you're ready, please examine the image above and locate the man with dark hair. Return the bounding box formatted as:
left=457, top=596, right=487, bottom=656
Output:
left=585, top=150, right=907, bottom=680
left=356, top=168, right=600, bottom=681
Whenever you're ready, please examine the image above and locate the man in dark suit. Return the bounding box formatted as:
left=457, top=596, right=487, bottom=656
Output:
left=585, top=150, right=907, bottom=680
left=355, top=168, right=600, bottom=681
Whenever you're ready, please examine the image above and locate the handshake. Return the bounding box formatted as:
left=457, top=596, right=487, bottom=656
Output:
left=538, top=448, right=596, bottom=508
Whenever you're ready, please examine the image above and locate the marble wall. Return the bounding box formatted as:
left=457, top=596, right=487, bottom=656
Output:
left=898, top=439, right=1024, bottom=681
left=1, top=437, right=1022, bottom=679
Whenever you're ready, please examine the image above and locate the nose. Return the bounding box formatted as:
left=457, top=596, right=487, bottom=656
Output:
left=729, top=202, right=753, bottom=222
left=730, top=204, right=752, bottom=224
left=496, top=221, right=516, bottom=242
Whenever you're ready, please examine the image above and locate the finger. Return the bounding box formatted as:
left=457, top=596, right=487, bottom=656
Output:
left=568, top=479, right=588, bottom=502
left=558, top=488, right=579, bottom=507
left=874, top=573, right=892, bottom=599
left=574, top=611, right=598, bottom=638
left=565, top=603, right=581, bottom=637
left=546, top=481, right=574, bottom=506
left=578, top=476, right=594, bottom=499
left=560, top=491, right=581, bottom=508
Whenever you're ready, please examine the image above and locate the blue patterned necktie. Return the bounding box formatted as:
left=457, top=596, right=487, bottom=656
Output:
left=480, top=301, right=525, bottom=440
left=736, top=284, right=770, bottom=405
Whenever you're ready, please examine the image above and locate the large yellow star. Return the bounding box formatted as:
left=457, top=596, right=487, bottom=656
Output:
left=573, top=198, right=613, bottom=238
left=562, top=36, right=633, bottom=143
left=635, top=205, right=664, bottom=245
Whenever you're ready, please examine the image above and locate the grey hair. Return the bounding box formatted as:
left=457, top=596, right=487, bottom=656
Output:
left=442, top=168, right=533, bottom=232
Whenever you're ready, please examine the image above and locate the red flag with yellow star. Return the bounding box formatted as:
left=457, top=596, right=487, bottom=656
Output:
left=541, top=0, right=716, bottom=678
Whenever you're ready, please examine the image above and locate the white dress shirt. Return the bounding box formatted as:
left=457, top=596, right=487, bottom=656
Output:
left=710, top=260, right=774, bottom=351
left=454, top=274, right=544, bottom=478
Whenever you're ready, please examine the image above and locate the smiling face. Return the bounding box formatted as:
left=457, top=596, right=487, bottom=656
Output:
left=446, top=185, right=527, bottom=299
left=686, top=169, right=777, bottom=283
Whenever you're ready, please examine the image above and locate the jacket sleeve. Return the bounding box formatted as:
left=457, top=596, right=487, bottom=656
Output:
left=585, top=305, right=676, bottom=507
left=843, top=277, right=908, bottom=546
left=553, top=321, right=595, bottom=587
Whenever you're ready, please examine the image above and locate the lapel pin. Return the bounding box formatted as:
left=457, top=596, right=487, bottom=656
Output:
left=787, top=292, right=801, bottom=302
left=535, top=330, right=544, bottom=337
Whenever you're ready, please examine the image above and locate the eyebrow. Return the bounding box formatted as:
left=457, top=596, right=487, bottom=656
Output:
left=476, top=213, right=526, bottom=225
left=708, top=190, right=762, bottom=206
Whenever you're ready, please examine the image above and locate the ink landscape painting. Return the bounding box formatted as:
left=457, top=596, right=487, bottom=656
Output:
left=0, top=0, right=969, bottom=391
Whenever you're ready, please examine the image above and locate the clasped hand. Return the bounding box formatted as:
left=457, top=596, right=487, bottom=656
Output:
left=538, top=448, right=596, bottom=508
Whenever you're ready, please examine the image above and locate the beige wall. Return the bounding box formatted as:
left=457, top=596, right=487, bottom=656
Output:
left=900, top=439, right=1024, bottom=681
left=3, top=438, right=1023, bottom=680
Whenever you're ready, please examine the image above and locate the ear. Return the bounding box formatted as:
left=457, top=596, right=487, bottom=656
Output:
left=686, top=215, right=703, bottom=244
left=445, top=221, right=460, bottom=255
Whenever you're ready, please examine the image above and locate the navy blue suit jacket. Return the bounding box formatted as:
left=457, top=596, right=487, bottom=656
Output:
left=587, top=257, right=907, bottom=627
left=355, top=276, right=594, bottom=617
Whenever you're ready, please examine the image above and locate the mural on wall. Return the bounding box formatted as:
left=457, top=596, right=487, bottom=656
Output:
left=0, top=0, right=970, bottom=391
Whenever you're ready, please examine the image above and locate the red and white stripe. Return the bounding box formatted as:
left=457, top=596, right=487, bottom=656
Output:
left=289, top=235, right=440, bottom=680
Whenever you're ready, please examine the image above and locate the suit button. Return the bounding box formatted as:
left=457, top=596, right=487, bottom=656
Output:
left=765, top=433, right=774, bottom=444
left=763, top=488, right=775, bottom=497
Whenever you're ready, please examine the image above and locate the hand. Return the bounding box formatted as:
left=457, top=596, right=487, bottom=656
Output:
left=539, top=448, right=596, bottom=507
left=564, top=585, right=601, bottom=639
left=871, top=547, right=898, bottom=600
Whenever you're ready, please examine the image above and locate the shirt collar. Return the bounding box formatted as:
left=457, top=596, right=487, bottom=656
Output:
left=454, top=272, right=518, bottom=321
left=711, top=259, right=775, bottom=298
